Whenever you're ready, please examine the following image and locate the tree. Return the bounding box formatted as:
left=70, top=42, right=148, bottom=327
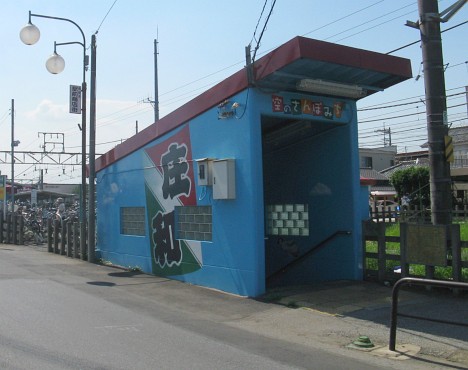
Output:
left=389, top=167, right=430, bottom=208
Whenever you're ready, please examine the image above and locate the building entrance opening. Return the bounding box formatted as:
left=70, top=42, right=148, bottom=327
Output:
left=261, top=114, right=355, bottom=288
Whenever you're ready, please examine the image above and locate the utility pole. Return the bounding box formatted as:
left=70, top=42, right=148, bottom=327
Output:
left=154, top=38, right=159, bottom=122
left=407, top=0, right=466, bottom=225
left=88, top=33, right=97, bottom=263
left=419, top=0, right=451, bottom=225
left=465, top=86, right=468, bottom=117
left=375, top=124, right=392, bottom=147
left=10, top=99, right=15, bottom=209
left=141, top=38, right=160, bottom=123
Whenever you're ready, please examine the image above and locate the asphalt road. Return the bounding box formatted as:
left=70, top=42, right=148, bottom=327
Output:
left=0, top=244, right=462, bottom=369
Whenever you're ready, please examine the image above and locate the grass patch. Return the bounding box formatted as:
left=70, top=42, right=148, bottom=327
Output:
left=261, top=292, right=284, bottom=303
left=128, top=265, right=142, bottom=272
left=286, top=301, right=299, bottom=309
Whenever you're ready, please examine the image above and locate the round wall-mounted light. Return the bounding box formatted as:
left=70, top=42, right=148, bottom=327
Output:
left=46, top=52, right=65, bottom=74
left=19, top=22, right=41, bottom=45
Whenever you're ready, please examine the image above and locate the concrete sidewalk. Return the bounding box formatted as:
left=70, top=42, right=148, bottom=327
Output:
left=262, top=280, right=439, bottom=315
left=2, top=242, right=468, bottom=369
left=259, top=280, right=468, bottom=366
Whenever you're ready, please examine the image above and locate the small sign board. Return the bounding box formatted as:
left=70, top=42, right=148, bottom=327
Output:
left=0, top=175, right=6, bottom=218
left=31, top=188, right=37, bottom=206
left=69, top=85, right=81, bottom=114
left=406, top=224, right=447, bottom=266
left=0, top=175, right=6, bottom=201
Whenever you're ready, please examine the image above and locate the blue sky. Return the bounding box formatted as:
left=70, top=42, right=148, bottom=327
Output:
left=0, top=0, right=467, bottom=184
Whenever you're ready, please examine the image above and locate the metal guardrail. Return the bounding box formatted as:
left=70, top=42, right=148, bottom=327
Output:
left=389, top=277, right=468, bottom=351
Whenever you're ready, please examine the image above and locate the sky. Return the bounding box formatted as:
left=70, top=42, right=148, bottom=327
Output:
left=0, top=0, right=467, bottom=185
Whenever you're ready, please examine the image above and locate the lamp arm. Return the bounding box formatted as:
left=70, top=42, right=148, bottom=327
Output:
left=29, top=11, right=87, bottom=82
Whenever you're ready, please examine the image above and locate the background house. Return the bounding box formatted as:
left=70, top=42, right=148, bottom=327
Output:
left=359, top=147, right=398, bottom=206
left=359, top=145, right=397, bottom=171
left=449, top=126, right=468, bottom=205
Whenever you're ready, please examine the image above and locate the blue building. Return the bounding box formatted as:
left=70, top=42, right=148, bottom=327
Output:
left=95, top=36, right=411, bottom=297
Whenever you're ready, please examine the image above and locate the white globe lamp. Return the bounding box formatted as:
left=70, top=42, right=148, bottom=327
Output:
left=46, top=52, right=65, bottom=74
left=19, top=22, right=40, bottom=45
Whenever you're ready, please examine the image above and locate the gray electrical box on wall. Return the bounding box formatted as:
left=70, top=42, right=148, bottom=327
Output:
left=196, top=158, right=213, bottom=186
left=212, top=159, right=236, bottom=199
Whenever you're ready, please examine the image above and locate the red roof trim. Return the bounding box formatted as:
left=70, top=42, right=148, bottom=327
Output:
left=296, top=37, right=412, bottom=78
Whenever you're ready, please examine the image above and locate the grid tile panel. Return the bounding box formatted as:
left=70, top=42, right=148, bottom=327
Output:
left=120, top=207, right=146, bottom=236
left=176, top=206, right=212, bottom=241
left=266, top=204, right=309, bottom=236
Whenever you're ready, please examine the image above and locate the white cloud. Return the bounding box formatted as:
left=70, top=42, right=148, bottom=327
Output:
left=25, top=99, right=68, bottom=122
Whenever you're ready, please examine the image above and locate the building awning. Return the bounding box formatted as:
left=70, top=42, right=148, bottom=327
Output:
left=14, top=190, right=76, bottom=202
left=253, top=37, right=412, bottom=97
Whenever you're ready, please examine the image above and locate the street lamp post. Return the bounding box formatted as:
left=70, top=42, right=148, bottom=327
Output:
left=11, top=99, right=18, bottom=210
left=20, top=11, right=88, bottom=259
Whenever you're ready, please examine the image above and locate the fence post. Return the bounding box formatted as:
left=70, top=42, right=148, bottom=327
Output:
left=80, top=223, right=87, bottom=261
left=60, top=220, right=67, bottom=255
left=66, top=222, right=72, bottom=257
left=6, top=213, right=11, bottom=243
left=18, top=216, right=24, bottom=245
left=0, top=211, right=3, bottom=243
left=12, top=214, right=17, bottom=244
left=399, top=223, right=409, bottom=277
left=53, top=219, right=59, bottom=254
left=361, top=221, right=367, bottom=278
left=377, top=222, right=386, bottom=282
left=47, top=218, right=53, bottom=253
left=73, top=223, right=79, bottom=259
left=426, top=265, right=435, bottom=281
left=451, top=223, right=461, bottom=284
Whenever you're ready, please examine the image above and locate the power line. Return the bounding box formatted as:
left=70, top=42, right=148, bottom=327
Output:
left=359, top=102, right=467, bottom=124
left=387, top=19, right=468, bottom=54
left=251, top=0, right=277, bottom=63
left=94, top=0, right=118, bottom=35
left=358, top=91, right=466, bottom=111
left=250, top=0, right=268, bottom=45
left=301, top=1, right=386, bottom=37
left=358, top=86, right=466, bottom=109
left=325, top=4, right=416, bottom=43
left=357, top=94, right=465, bottom=125
left=359, top=111, right=467, bottom=137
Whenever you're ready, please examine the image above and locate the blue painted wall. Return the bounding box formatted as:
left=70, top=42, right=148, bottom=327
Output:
left=98, top=89, right=266, bottom=296
left=96, top=87, right=363, bottom=296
